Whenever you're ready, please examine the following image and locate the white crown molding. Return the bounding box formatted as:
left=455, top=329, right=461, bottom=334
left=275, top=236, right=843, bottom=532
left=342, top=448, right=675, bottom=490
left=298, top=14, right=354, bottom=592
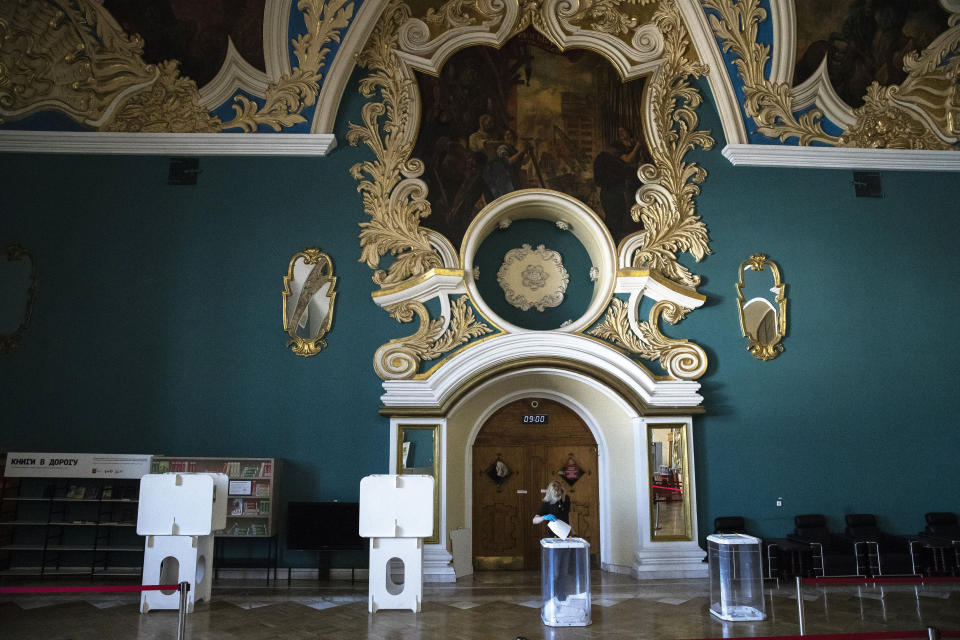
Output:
left=676, top=1, right=748, bottom=145
left=198, top=37, right=271, bottom=109
left=768, top=0, right=796, bottom=84
left=722, top=144, right=960, bottom=171
left=790, top=55, right=856, bottom=130
left=264, top=0, right=294, bottom=82
left=0, top=130, right=336, bottom=156
left=380, top=332, right=703, bottom=409
left=312, top=0, right=391, bottom=134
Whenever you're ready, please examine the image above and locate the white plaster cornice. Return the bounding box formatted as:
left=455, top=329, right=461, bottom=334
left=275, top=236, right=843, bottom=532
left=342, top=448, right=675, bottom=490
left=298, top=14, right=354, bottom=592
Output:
left=380, top=332, right=703, bottom=410
left=767, top=0, right=796, bottom=85
left=0, top=131, right=336, bottom=156
left=371, top=269, right=467, bottom=307
left=722, top=144, right=960, bottom=171
left=264, top=0, right=295, bottom=81
left=198, top=37, right=271, bottom=108
left=790, top=55, right=856, bottom=130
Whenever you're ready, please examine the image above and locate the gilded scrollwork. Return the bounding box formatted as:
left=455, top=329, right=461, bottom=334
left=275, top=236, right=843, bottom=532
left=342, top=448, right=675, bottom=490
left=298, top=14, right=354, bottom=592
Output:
left=347, top=0, right=444, bottom=286
left=630, top=3, right=714, bottom=288
left=702, top=0, right=960, bottom=150
left=561, top=0, right=659, bottom=36
left=374, top=296, right=494, bottom=379
left=220, top=0, right=356, bottom=132
left=102, top=61, right=220, bottom=133
left=0, top=0, right=158, bottom=127
left=588, top=298, right=707, bottom=380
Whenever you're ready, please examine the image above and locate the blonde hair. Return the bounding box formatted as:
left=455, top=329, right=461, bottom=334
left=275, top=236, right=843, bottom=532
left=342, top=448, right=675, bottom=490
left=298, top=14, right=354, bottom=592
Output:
left=544, top=480, right=565, bottom=504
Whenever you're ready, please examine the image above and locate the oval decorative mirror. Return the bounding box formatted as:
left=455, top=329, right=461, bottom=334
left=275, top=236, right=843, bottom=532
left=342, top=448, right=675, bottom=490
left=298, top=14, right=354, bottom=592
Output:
left=1, top=244, right=38, bottom=354
left=736, top=254, right=786, bottom=361
left=282, top=248, right=337, bottom=357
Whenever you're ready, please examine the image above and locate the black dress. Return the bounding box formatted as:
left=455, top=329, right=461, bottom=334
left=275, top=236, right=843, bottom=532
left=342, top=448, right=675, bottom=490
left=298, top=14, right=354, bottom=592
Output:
left=538, top=496, right=571, bottom=526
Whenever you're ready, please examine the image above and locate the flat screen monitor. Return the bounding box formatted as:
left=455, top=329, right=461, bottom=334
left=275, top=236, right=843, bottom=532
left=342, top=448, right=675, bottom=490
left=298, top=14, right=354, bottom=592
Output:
left=286, top=501, right=364, bottom=550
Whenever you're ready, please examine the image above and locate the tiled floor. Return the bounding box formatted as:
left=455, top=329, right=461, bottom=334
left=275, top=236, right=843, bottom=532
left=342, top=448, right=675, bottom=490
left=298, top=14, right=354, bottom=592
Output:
left=1, top=572, right=958, bottom=639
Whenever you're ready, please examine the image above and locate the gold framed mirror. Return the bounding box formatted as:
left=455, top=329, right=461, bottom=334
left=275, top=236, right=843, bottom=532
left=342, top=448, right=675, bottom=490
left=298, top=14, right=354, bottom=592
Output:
left=649, top=424, right=692, bottom=541
left=1, top=244, right=37, bottom=354
left=282, top=248, right=337, bottom=357
left=736, top=254, right=786, bottom=361
left=396, top=424, right=440, bottom=544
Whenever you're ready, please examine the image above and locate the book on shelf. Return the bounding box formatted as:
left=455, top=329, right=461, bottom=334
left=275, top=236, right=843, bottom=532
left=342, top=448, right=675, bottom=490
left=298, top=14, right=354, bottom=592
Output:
left=249, top=523, right=267, bottom=536
left=241, top=465, right=259, bottom=478
left=153, top=460, right=170, bottom=473
left=243, top=499, right=258, bottom=514
left=225, top=462, right=241, bottom=478
left=260, top=461, right=273, bottom=478
left=101, top=485, right=113, bottom=500
left=254, top=482, right=270, bottom=497
left=229, top=498, right=243, bottom=516
left=258, top=500, right=271, bottom=515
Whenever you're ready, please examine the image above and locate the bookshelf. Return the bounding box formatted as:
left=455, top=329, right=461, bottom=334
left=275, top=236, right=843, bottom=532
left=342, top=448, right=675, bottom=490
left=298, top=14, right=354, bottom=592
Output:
left=149, top=457, right=277, bottom=538
left=0, top=473, right=143, bottom=579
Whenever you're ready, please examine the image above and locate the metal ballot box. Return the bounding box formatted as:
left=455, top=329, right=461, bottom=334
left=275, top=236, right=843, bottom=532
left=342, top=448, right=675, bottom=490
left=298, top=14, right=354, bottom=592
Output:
left=540, top=537, right=591, bottom=626
left=708, top=533, right=765, bottom=621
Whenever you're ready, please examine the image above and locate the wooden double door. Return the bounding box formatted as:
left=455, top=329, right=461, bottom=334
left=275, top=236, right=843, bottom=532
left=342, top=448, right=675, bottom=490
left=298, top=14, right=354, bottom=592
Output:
left=472, top=398, right=599, bottom=570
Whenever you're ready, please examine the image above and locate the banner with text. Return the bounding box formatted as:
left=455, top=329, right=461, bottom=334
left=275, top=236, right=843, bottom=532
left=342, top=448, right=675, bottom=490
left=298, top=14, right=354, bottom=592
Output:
left=4, top=453, right=153, bottom=478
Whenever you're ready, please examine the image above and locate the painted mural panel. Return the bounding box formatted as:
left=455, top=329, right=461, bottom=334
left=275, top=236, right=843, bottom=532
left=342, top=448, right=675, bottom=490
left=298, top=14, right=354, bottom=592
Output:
left=413, top=32, right=649, bottom=247
left=104, top=0, right=267, bottom=86
left=793, top=0, right=946, bottom=107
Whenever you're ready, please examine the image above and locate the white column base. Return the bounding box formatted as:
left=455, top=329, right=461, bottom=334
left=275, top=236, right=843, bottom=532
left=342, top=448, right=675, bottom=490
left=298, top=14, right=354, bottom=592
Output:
left=634, top=543, right=708, bottom=579
left=423, top=546, right=457, bottom=582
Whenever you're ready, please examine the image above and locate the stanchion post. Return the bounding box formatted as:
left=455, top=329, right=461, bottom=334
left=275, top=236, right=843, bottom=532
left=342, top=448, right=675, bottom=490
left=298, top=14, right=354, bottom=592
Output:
left=177, top=581, right=191, bottom=640
left=928, top=627, right=941, bottom=640
left=795, top=576, right=805, bottom=636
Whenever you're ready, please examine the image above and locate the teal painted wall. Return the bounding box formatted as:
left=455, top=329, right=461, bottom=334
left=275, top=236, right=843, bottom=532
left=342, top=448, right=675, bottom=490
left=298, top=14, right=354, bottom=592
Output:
left=684, top=79, right=960, bottom=541
left=1, top=74, right=957, bottom=566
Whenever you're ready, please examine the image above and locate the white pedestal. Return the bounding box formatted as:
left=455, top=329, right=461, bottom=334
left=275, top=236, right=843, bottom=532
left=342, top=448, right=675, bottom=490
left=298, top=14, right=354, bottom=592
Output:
left=423, top=546, right=457, bottom=582
left=633, top=542, right=708, bottom=579
left=140, top=534, right=213, bottom=613
left=368, top=537, right=423, bottom=613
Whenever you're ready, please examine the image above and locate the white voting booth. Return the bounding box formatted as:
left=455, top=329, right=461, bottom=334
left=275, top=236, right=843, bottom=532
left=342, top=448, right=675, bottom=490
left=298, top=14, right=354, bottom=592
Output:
left=137, top=473, right=228, bottom=613
left=359, top=475, right=434, bottom=613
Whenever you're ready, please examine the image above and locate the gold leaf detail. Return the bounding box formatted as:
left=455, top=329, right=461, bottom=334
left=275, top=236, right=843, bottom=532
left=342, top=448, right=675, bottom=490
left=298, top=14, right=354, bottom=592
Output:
left=702, top=0, right=838, bottom=145
left=374, top=296, right=493, bottom=379
left=347, top=0, right=443, bottom=286
left=588, top=298, right=706, bottom=379
left=703, top=0, right=960, bottom=150
left=102, top=61, right=220, bottom=132
left=221, top=0, right=355, bottom=132
left=631, top=2, right=713, bottom=288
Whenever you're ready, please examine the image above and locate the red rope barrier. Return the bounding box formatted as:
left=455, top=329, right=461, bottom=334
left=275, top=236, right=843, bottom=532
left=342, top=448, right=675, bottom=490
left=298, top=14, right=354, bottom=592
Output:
left=804, top=576, right=960, bottom=585
left=677, top=631, right=960, bottom=640
left=0, top=584, right=180, bottom=594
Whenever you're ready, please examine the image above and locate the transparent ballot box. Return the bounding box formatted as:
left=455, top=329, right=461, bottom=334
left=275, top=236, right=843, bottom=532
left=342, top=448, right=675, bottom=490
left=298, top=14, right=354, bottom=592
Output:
left=540, top=537, right=591, bottom=627
left=707, top=533, right=765, bottom=621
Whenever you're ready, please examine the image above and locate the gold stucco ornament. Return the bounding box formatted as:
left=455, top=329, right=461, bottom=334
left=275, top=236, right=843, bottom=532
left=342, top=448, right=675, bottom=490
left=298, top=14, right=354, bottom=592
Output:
left=589, top=298, right=707, bottom=379
left=703, top=0, right=960, bottom=150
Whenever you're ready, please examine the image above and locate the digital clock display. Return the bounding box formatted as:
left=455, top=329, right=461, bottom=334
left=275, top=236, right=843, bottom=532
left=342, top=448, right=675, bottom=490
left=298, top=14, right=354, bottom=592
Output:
left=522, top=415, right=548, bottom=424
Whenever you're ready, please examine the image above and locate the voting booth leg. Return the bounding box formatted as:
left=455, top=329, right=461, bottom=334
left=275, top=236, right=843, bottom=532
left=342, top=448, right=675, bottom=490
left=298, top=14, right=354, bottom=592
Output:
left=368, top=537, right=423, bottom=613
left=140, top=535, right=214, bottom=613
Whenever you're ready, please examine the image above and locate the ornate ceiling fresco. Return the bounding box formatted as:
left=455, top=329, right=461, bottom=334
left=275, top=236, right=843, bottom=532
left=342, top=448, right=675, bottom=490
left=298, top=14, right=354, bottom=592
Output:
left=0, top=0, right=955, bottom=159
left=1, top=0, right=957, bottom=393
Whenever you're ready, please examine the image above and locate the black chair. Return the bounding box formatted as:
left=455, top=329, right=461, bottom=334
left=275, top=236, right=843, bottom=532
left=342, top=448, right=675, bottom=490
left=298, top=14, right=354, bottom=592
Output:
left=914, top=512, right=960, bottom=576
left=842, top=513, right=913, bottom=576
left=787, top=514, right=858, bottom=577
left=712, top=516, right=799, bottom=580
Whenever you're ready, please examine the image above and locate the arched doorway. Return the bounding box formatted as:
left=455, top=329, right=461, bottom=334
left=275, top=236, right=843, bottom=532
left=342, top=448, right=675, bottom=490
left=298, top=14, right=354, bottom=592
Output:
left=472, top=397, right=600, bottom=570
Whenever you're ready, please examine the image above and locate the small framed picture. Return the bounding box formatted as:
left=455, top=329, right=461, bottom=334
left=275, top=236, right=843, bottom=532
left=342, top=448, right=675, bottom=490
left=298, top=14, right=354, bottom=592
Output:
left=229, top=480, right=252, bottom=496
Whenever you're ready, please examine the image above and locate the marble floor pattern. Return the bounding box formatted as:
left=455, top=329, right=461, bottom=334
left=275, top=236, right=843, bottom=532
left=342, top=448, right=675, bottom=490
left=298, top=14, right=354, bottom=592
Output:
left=1, top=572, right=958, bottom=639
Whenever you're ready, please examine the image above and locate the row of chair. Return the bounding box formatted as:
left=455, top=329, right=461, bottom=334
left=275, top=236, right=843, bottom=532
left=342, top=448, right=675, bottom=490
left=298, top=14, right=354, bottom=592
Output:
left=713, top=512, right=960, bottom=579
